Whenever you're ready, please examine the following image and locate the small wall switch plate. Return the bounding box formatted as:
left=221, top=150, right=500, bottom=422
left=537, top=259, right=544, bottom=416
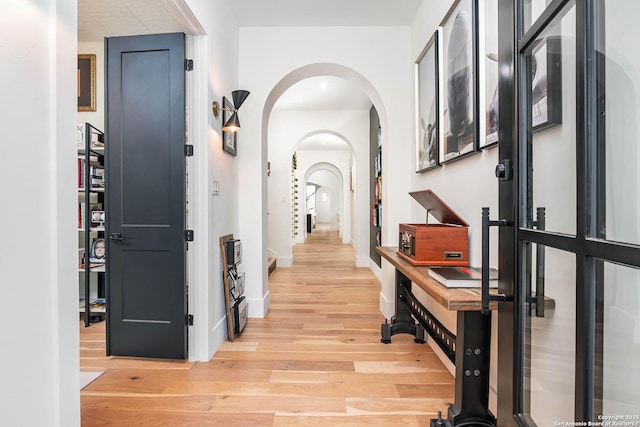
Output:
left=212, top=179, right=220, bottom=195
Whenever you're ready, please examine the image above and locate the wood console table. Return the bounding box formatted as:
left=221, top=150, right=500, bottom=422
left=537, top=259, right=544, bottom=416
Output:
left=376, top=246, right=497, bottom=427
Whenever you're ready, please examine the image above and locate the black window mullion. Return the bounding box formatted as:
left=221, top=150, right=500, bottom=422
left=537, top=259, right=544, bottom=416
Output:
left=585, top=239, right=640, bottom=268
left=497, top=0, right=519, bottom=424
left=518, top=228, right=577, bottom=252
left=518, top=0, right=572, bottom=53
left=575, top=0, right=593, bottom=421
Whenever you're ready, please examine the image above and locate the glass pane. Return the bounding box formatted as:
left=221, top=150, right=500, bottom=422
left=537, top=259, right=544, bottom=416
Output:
left=599, top=261, right=640, bottom=416
left=595, top=1, right=640, bottom=245
left=523, top=0, right=549, bottom=33
left=522, top=244, right=576, bottom=425
left=522, top=5, right=576, bottom=235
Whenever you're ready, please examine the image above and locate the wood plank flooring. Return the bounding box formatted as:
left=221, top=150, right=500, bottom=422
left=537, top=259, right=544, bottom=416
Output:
left=80, top=224, right=454, bottom=426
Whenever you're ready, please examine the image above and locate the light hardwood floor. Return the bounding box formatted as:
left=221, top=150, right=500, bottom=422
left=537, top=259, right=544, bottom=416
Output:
left=80, top=224, right=454, bottom=426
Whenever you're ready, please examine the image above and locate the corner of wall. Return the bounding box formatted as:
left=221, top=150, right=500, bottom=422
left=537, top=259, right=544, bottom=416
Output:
left=276, top=256, right=293, bottom=267
left=379, top=291, right=394, bottom=319
left=200, top=315, right=230, bottom=361
left=247, top=290, right=271, bottom=319
left=369, top=259, right=382, bottom=282
left=355, top=255, right=370, bottom=267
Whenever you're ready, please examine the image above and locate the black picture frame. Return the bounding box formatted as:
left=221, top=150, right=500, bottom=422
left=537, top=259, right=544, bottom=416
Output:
left=439, top=0, right=478, bottom=164
left=531, top=36, right=562, bottom=132
left=415, top=30, right=440, bottom=173
left=482, top=0, right=499, bottom=148
left=77, top=54, right=96, bottom=112
left=222, top=96, right=237, bottom=156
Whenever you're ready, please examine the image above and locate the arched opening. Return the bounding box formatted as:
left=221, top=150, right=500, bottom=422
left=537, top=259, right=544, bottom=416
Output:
left=300, top=161, right=346, bottom=243
left=263, top=64, right=386, bottom=270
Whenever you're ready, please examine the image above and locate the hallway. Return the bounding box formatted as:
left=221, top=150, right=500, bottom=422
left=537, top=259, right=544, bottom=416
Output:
left=80, top=226, right=453, bottom=426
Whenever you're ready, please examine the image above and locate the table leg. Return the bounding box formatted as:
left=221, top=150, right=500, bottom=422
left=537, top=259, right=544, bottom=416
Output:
left=430, top=310, right=496, bottom=426
left=381, top=269, right=425, bottom=344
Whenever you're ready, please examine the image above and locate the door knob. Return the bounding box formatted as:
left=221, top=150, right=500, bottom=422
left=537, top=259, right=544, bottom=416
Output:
left=109, top=233, right=124, bottom=242
left=495, top=159, right=513, bottom=181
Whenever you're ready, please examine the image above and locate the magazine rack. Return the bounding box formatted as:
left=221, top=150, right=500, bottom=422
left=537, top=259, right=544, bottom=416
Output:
left=220, top=234, right=247, bottom=341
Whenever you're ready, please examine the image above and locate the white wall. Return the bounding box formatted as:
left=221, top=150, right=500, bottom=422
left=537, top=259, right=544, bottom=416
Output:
left=183, top=0, right=243, bottom=360
left=0, top=1, right=79, bottom=425
left=239, top=26, right=414, bottom=318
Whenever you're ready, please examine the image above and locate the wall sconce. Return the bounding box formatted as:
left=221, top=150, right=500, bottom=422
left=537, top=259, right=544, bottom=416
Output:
left=212, top=90, right=250, bottom=132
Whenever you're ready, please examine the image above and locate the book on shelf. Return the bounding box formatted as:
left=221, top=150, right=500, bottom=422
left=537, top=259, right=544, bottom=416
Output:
left=90, top=127, right=104, bottom=148
left=89, top=237, right=106, bottom=265
left=428, top=266, right=498, bottom=288
left=90, top=165, right=105, bottom=188
left=78, top=202, right=85, bottom=228
left=371, top=204, right=381, bottom=227
left=80, top=298, right=106, bottom=311
left=77, top=158, right=83, bottom=188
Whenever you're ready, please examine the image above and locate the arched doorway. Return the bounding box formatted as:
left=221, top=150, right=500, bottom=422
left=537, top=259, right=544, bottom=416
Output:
left=264, top=67, right=385, bottom=270
left=301, top=161, right=347, bottom=243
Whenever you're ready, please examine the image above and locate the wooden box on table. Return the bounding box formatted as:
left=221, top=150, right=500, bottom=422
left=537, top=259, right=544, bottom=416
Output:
left=397, top=189, right=469, bottom=266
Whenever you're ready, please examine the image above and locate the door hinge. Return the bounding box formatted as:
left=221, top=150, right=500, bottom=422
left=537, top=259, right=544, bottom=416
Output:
left=186, top=230, right=194, bottom=241
left=186, top=314, right=194, bottom=326
left=185, top=144, right=194, bottom=156
left=185, top=59, right=193, bottom=71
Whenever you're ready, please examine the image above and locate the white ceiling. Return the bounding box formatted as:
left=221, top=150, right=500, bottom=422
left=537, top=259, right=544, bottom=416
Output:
left=296, top=133, right=350, bottom=152
left=78, top=0, right=423, bottom=41
left=227, top=0, right=423, bottom=27
left=78, top=0, right=421, bottom=149
left=273, top=76, right=371, bottom=111
left=78, top=0, right=186, bottom=42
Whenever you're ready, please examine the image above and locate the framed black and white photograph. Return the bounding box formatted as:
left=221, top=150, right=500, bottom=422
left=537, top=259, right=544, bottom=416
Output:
left=482, top=0, right=499, bottom=148
left=531, top=36, right=562, bottom=131
left=77, top=54, right=96, bottom=112
left=415, top=30, right=440, bottom=173
left=440, top=0, right=478, bottom=163
left=222, top=96, right=237, bottom=156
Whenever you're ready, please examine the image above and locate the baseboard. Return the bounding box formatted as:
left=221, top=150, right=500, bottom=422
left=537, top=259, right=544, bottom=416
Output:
left=379, top=291, right=394, bottom=319
left=369, top=259, right=382, bottom=282
left=426, top=337, right=455, bottom=376
left=355, top=255, right=369, bottom=267
left=276, top=256, right=293, bottom=267
left=247, top=290, right=271, bottom=318
left=205, top=315, right=230, bottom=361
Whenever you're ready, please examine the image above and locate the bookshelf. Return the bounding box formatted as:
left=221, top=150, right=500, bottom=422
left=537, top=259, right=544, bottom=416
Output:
left=370, top=106, right=382, bottom=267
left=77, top=123, right=106, bottom=326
